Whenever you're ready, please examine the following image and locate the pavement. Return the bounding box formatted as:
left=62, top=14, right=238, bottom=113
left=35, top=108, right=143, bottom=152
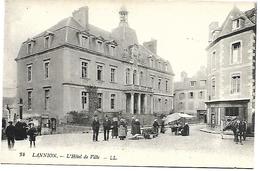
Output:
left=0, top=124, right=254, bottom=168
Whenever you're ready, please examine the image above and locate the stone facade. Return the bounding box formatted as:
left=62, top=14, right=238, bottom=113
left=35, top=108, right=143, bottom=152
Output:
left=15, top=6, right=174, bottom=128
left=173, top=69, right=207, bottom=122
left=205, top=6, right=256, bottom=132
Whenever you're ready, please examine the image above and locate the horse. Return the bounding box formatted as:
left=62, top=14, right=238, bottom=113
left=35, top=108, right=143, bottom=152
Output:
left=222, top=119, right=244, bottom=144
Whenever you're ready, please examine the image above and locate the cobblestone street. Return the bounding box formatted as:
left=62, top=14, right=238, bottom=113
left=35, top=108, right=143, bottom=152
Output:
left=1, top=124, right=254, bottom=168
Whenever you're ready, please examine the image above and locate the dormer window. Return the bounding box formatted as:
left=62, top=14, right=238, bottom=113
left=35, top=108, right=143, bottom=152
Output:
left=27, top=43, right=33, bottom=55
left=110, top=45, right=115, bottom=56
left=44, top=36, right=51, bottom=49
left=232, top=19, right=240, bottom=30
left=165, top=63, right=168, bottom=72
left=81, top=35, right=89, bottom=48
left=96, top=40, right=103, bottom=53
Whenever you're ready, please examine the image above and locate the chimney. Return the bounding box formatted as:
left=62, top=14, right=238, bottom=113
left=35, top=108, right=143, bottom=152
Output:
left=208, top=22, right=219, bottom=43
left=143, top=39, right=157, bottom=54
left=180, top=71, right=188, bottom=82
left=72, top=6, right=89, bottom=28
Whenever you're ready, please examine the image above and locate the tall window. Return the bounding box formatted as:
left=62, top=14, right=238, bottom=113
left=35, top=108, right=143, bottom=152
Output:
left=110, top=45, right=115, bottom=56
left=111, top=94, right=115, bottom=109
left=28, top=91, right=32, bottom=110
left=44, top=89, right=50, bottom=110
left=81, top=61, right=88, bottom=78
left=44, top=61, right=50, bottom=79
left=97, top=41, right=103, bottom=52
left=151, top=76, right=154, bottom=89
left=165, top=80, right=168, bottom=91
left=111, top=68, right=116, bottom=82
left=232, top=19, right=240, bottom=30
left=126, top=68, right=130, bottom=84
left=190, top=81, right=196, bottom=87
left=158, top=78, right=161, bottom=90
left=231, top=73, right=240, bottom=94
left=200, top=80, right=206, bottom=86
left=179, top=93, right=185, bottom=100
left=199, top=91, right=204, bottom=99
left=97, top=65, right=103, bottom=81
left=231, top=42, right=241, bottom=64
left=189, top=92, right=194, bottom=99
left=27, top=65, right=32, bottom=82
left=27, top=43, right=32, bottom=54
left=44, top=36, right=51, bottom=49
left=139, top=71, right=143, bottom=86
left=81, top=36, right=89, bottom=48
left=97, top=93, right=102, bottom=109
left=211, top=51, right=216, bottom=69
left=81, top=91, right=87, bottom=109
left=212, top=78, right=216, bottom=97
left=133, top=70, right=137, bottom=85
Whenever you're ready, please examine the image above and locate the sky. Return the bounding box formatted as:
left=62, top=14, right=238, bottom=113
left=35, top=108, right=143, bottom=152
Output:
left=2, top=0, right=256, bottom=97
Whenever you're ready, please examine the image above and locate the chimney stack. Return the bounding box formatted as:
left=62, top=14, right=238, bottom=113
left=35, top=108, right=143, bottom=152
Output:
left=72, top=6, right=89, bottom=28
left=208, top=22, right=219, bottom=43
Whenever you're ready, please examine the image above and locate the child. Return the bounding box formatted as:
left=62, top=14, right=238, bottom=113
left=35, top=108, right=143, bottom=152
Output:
left=27, top=122, right=37, bottom=148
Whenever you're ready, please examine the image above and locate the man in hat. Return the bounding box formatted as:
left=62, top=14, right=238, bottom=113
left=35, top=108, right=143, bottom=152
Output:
left=5, top=120, right=16, bottom=149
left=103, top=115, right=111, bottom=141
left=27, top=122, right=37, bottom=148
left=91, top=115, right=100, bottom=142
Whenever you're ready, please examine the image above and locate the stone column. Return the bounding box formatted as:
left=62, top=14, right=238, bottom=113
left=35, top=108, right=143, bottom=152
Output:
left=130, top=93, right=134, bottom=114
left=137, top=93, right=141, bottom=114
left=150, top=95, right=154, bottom=114
left=144, top=94, right=147, bottom=114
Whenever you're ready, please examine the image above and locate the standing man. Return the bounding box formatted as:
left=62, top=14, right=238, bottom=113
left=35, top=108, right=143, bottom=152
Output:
left=91, top=115, right=100, bottom=142
left=153, top=119, right=159, bottom=135
left=103, top=115, right=111, bottom=141
left=131, top=116, right=136, bottom=136
left=241, top=119, right=247, bottom=141
left=5, top=120, right=16, bottom=149
left=27, top=122, right=37, bottom=148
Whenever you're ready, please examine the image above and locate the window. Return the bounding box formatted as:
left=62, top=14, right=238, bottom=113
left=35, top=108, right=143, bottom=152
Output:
left=97, top=65, right=103, bottom=81
left=179, top=93, right=185, bottom=100
left=151, top=76, right=154, bottom=89
left=81, top=61, right=88, bottom=78
left=44, top=89, right=50, bottom=110
left=231, top=73, right=240, bottom=94
left=110, top=45, right=115, bottom=56
left=232, top=19, right=240, bottom=30
left=27, top=43, right=33, bottom=54
left=178, top=102, right=184, bottom=111
left=44, top=61, right=50, bottom=79
left=97, top=41, right=103, bottom=52
left=165, top=80, right=168, bottom=91
left=198, top=91, right=204, bottom=99
left=44, top=36, right=51, bottom=49
left=190, top=81, right=196, bottom=87
left=111, top=68, right=116, bottom=82
left=165, top=64, right=168, bottom=72
left=111, top=94, right=115, bottom=109
left=225, top=107, right=239, bottom=116
left=158, top=78, right=161, bottom=90
left=158, top=62, right=161, bottom=70
left=200, top=80, right=206, bottom=86
left=231, top=42, right=241, bottom=64
left=27, top=65, right=32, bottom=82
left=139, top=71, right=143, bottom=86
left=212, top=78, right=216, bottom=97
left=133, top=70, right=137, bottom=85
left=165, top=99, right=168, bottom=105
left=126, top=68, right=130, bottom=84
left=28, top=91, right=32, bottom=110
left=97, top=93, right=102, bottom=109
left=81, top=36, right=89, bottom=48
left=81, top=91, right=87, bottom=110
left=189, top=92, right=194, bottom=99
left=211, top=51, right=216, bottom=69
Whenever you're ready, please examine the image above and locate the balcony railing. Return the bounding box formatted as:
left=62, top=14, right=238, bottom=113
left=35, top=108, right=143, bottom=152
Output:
left=124, top=84, right=152, bottom=92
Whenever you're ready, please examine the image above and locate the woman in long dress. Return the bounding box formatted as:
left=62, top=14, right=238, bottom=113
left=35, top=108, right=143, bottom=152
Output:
left=111, top=118, right=118, bottom=139
left=118, top=119, right=127, bottom=140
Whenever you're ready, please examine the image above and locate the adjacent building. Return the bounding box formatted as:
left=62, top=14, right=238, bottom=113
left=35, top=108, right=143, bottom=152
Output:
left=173, top=68, right=208, bottom=122
left=15, top=6, right=174, bottom=129
left=205, top=6, right=256, bottom=132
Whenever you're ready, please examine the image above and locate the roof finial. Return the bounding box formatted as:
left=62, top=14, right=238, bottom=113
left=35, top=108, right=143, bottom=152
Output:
left=119, top=5, right=128, bottom=23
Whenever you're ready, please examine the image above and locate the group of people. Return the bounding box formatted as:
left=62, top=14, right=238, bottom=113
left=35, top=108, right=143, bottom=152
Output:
left=5, top=120, right=38, bottom=149
left=92, top=115, right=129, bottom=142
left=170, top=122, right=190, bottom=136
